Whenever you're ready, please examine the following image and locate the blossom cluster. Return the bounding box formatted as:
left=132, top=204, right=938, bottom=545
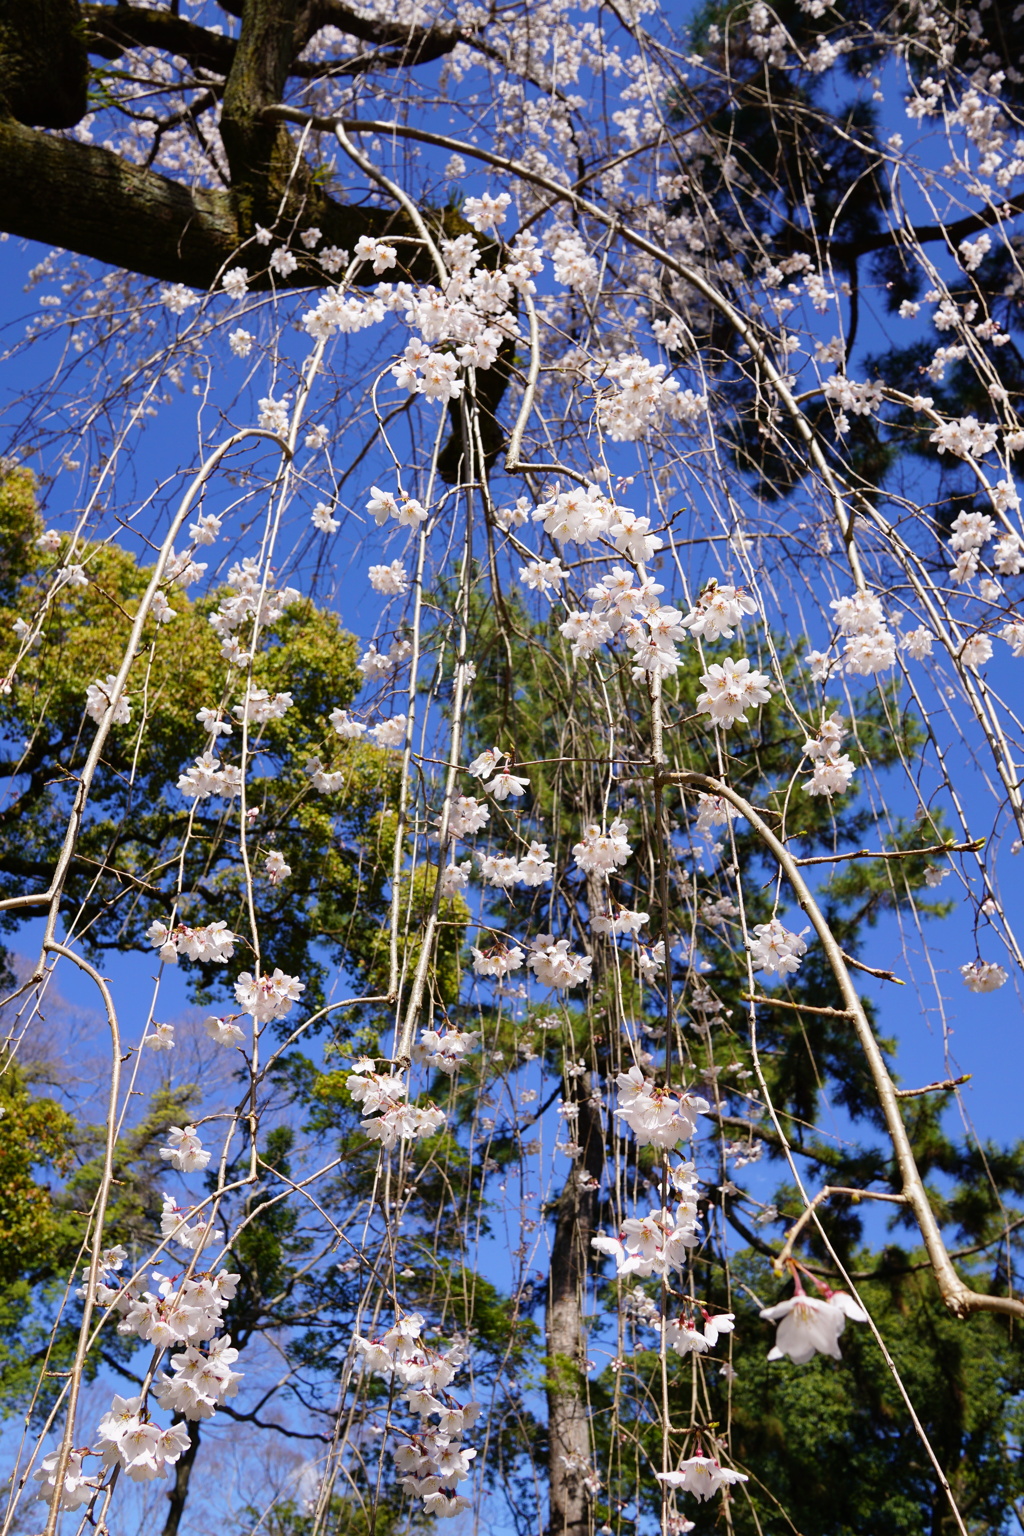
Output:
left=207, top=556, right=301, bottom=664
left=592, top=1166, right=702, bottom=1277
left=146, top=919, right=236, bottom=965
left=615, top=1065, right=710, bottom=1147
left=526, top=934, right=593, bottom=989
left=347, top=1062, right=447, bottom=1148
left=412, top=1027, right=480, bottom=1075
left=802, top=712, right=856, bottom=796
left=353, top=1312, right=478, bottom=1519
left=748, top=919, right=809, bottom=976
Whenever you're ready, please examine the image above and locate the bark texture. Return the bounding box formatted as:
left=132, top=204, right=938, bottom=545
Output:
left=545, top=1089, right=604, bottom=1536
left=0, top=0, right=463, bottom=288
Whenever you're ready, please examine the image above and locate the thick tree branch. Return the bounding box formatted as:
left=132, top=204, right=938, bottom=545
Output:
left=0, top=116, right=411, bottom=286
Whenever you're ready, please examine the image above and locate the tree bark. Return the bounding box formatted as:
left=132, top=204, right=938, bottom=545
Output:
left=0, top=0, right=87, bottom=128
left=0, top=0, right=459, bottom=286
left=545, top=1089, right=604, bottom=1536
left=162, top=1416, right=200, bottom=1536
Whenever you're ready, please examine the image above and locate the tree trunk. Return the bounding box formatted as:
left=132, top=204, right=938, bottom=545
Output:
left=162, top=1416, right=201, bottom=1536
left=545, top=1090, right=604, bottom=1536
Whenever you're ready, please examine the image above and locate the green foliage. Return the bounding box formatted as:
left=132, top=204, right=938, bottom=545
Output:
left=0, top=1053, right=80, bottom=1284
left=0, top=1055, right=84, bottom=1425
left=0, top=467, right=405, bottom=1014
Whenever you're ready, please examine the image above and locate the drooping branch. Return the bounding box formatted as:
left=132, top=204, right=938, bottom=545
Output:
left=662, top=768, right=1024, bottom=1324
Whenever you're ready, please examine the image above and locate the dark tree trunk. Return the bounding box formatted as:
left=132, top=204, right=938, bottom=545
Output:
left=0, top=0, right=87, bottom=128
left=162, top=1417, right=201, bottom=1536
left=545, top=1089, right=605, bottom=1536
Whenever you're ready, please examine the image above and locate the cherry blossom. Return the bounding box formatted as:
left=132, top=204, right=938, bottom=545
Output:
left=159, top=1125, right=211, bottom=1173
left=681, top=580, right=758, bottom=641
left=264, top=849, right=291, bottom=884
left=97, top=1397, right=192, bottom=1481
left=202, top=1015, right=246, bottom=1047
left=803, top=713, right=856, bottom=796
left=33, top=1449, right=102, bottom=1510
left=85, top=674, right=130, bottom=725
left=656, top=1454, right=748, bottom=1501
left=760, top=1287, right=868, bottom=1363
left=696, top=657, right=772, bottom=727
left=749, top=919, right=808, bottom=976
left=446, top=796, right=490, bottom=839
left=145, top=1022, right=175, bottom=1051
left=330, top=707, right=367, bottom=739
left=233, top=968, right=305, bottom=1023
left=471, top=941, right=525, bottom=978
left=312, top=501, right=340, bottom=533
left=483, top=769, right=529, bottom=800
left=372, top=714, right=408, bottom=749
left=961, top=959, right=1009, bottom=992
left=573, top=819, right=632, bottom=876
left=615, top=1066, right=709, bottom=1147
left=527, top=935, right=593, bottom=989
left=369, top=560, right=410, bottom=595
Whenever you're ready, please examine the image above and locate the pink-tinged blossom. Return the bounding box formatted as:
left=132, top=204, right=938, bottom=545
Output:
left=177, top=752, right=243, bottom=801
left=355, top=235, right=397, bottom=274
left=471, top=942, right=525, bottom=978
left=1001, top=622, right=1024, bottom=657
left=703, top=1311, right=736, bottom=1348
left=312, top=502, right=339, bottom=533
left=902, top=626, right=934, bottom=660
left=696, top=657, right=772, bottom=726
left=681, top=580, right=758, bottom=641
left=369, top=560, right=409, bottom=595
left=264, top=849, right=291, bottom=884
left=221, top=266, right=248, bottom=299
left=367, top=485, right=427, bottom=527
left=517, top=841, right=555, bottom=885
left=330, top=707, right=366, bottom=740
left=372, top=714, right=408, bottom=749
left=441, top=859, right=471, bottom=896
left=593, top=1199, right=700, bottom=1279
left=86, top=674, right=130, bottom=725
left=803, top=712, right=856, bottom=797
left=483, top=769, right=529, bottom=800
left=145, top=1022, right=175, bottom=1051
left=146, top=919, right=236, bottom=964
left=573, top=818, right=631, bottom=876
left=662, top=1317, right=709, bottom=1355
left=234, top=968, right=304, bottom=1023
left=159, top=1125, right=211, bottom=1173
left=527, top=934, right=593, bottom=989
left=203, top=1015, right=246, bottom=1047
left=760, top=1288, right=868, bottom=1363
left=413, top=1027, right=479, bottom=1074
left=749, top=918, right=808, bottom=975
left=446, top=796, right=490, bottom=839
left=519, top=557, right=566, bottom=592
left=929, top=415, right=999, bottom=459
left=655, top=1454, right=748, bottom=1501
left=842, top=626, right=897, bottom=675
left=592, top=905, right=649, bottom=937
left=463, top=191, right=512, bottom=231
left=33, top=1449, right=102, bottom=1510
left=960, top=633, right=993, bottom=669
left=153, top=1335, right=244, bottom=1421
left=961, top=959, right=1008, bottom=992
left=694, top=793, right=743, bottom=838
left=615, top=1065, right=709, bottom=1147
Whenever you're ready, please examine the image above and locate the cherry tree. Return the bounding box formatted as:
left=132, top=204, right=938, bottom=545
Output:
left=2, top=1, right=1024, bottom=1535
